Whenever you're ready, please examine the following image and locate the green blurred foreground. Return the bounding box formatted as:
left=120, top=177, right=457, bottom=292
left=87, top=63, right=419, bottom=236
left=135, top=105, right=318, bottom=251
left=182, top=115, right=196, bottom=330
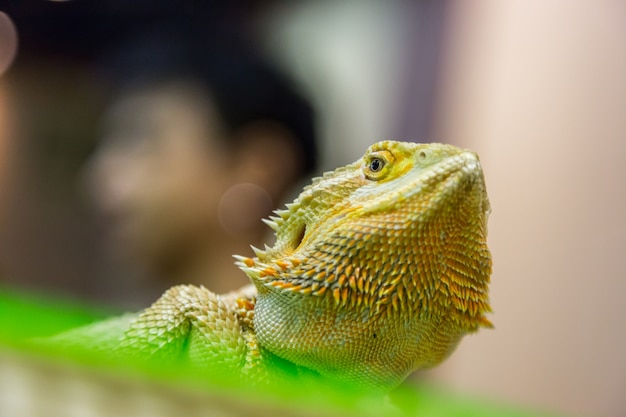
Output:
left=0, top=288, right=560, bottom=417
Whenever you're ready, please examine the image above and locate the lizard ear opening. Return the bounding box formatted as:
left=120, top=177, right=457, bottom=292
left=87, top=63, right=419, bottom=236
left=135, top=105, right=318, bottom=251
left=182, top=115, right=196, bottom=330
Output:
left=292, top=223, right=306, bottom=251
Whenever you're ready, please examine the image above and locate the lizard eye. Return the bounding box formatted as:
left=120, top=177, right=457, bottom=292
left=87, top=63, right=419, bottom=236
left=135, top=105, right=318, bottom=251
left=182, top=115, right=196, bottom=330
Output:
left=369, top=157, right=384, bottom=172
left=363, top=150, right=393, bottom=180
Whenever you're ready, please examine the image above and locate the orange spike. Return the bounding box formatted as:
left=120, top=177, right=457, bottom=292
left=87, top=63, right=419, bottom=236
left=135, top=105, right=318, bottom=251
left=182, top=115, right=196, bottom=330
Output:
left=242, top=257, right=255, bottom=267
left=397, top=284, right=405, bottom=302
left=314, top=270, right=327, bottom=282
left=391, top=293, right=399, bottom=311
left=260, top=267, right=278, bottom=278
left=275, top=260, right=290, bottom=271
left=337, top=274, right=347, bottom=287
left=341, top=287, right=349, bottom=305
left=313, top=286, right=327, bottom=296
left=357, top=276, right=365, bottom=293
left=479, top=316, right=494, bottom=328
left=289, top=284, right=303, bottom=293
left=348, top=275, right=357, bottom=291
left=345, top=264, right=353, bottom=277
left=236, top=298, right=255, bottom=310
left=332, top=288, right=341, bottom=305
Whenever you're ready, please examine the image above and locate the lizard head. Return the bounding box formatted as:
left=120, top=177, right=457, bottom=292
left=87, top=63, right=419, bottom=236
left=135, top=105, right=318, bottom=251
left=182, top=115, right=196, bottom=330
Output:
left=236, top=140, right=492, bottom=391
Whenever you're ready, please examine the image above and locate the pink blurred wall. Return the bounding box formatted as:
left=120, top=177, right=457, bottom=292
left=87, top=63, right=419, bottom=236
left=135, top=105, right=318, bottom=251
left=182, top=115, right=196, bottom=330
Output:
left=428, top=2, right=626, bottom=417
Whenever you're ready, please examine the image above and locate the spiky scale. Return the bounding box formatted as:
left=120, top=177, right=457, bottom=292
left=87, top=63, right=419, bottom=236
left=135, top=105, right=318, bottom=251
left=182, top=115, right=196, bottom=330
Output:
left=251, top=245, right=265, bottom=258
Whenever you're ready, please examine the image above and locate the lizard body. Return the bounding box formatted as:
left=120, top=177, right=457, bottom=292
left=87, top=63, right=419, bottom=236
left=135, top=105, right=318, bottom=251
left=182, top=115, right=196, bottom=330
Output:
left=52, top=140, right=492, bottom=392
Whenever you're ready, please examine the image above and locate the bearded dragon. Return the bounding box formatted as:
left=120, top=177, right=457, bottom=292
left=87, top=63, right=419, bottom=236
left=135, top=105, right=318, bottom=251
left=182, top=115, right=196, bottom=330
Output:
left=48, top=140, right=492, bottom=393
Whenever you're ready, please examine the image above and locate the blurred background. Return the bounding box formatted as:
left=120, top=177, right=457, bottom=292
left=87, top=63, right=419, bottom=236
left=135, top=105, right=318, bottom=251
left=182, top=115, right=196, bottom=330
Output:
left=0, top=1, right=624, bottom=417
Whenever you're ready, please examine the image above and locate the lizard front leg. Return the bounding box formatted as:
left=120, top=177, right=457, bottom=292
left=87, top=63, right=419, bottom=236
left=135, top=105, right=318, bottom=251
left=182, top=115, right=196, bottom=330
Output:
left=118, top=285, right=248, bottom=375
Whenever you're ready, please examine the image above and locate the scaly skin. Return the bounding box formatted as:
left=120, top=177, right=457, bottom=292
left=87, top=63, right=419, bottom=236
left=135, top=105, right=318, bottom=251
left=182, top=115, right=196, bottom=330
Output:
left=55, top=140, right=493, bottom=392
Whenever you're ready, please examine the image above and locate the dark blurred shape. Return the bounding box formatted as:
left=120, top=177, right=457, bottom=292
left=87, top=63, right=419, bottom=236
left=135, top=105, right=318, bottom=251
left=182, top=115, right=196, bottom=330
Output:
left=1, top=1, right=258, bottom=63
left=100, top=31, right=317, bottom=175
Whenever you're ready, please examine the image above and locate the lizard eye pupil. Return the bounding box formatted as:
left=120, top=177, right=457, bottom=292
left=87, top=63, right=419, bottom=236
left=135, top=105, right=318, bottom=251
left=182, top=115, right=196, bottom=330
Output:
left=369, top=158, right=384, bottom=172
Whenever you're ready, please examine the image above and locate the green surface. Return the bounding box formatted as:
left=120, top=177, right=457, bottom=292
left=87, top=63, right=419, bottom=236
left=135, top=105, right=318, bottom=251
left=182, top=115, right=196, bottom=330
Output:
left=0, top=287, right=560, bottom=417
left=0, top=287, right=109, bottom=340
